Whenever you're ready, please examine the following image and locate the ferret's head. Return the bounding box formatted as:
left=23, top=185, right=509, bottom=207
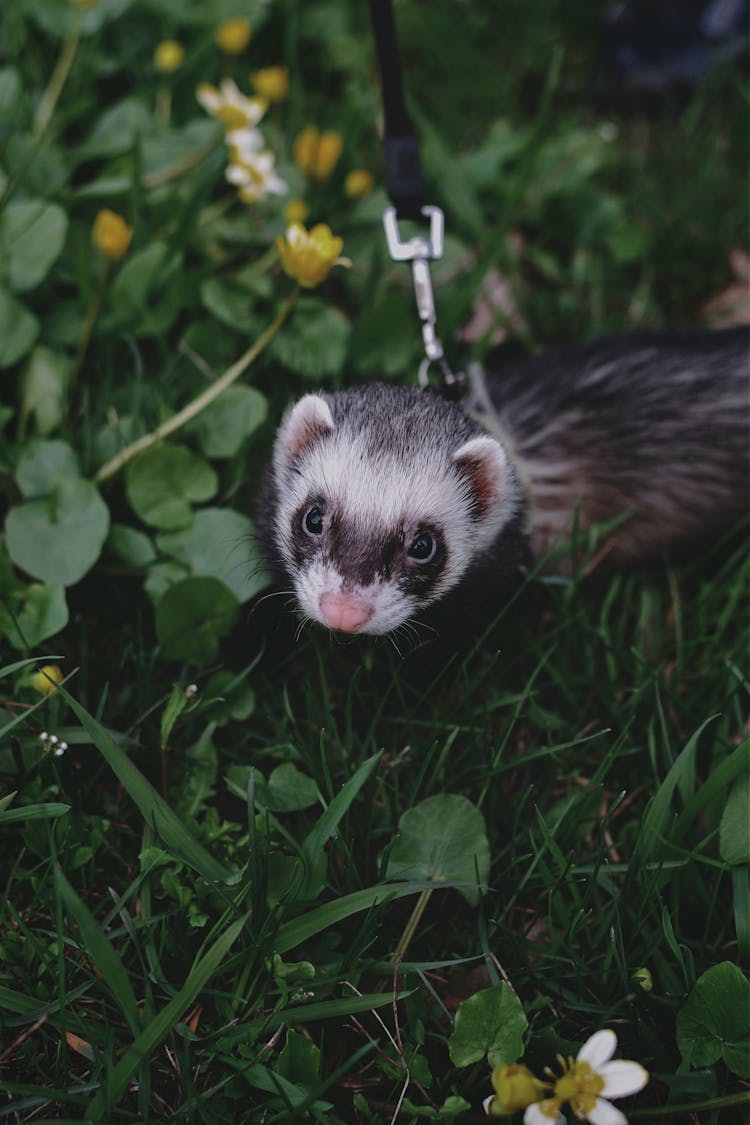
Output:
left=266, top=384, right=520, bottom=636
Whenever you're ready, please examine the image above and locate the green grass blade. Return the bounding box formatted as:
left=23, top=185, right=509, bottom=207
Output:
left=0, top=656, right=63, bottom=681
left=275, top=879, right=443, bottom=953
left=0, top=801, right=70, bottom=825
left=248, top=988, right=414, bottom=1036
left=674, top=740, right=750, bottom=841
left=57, top=683, right=230, bottom=884
left=84, top=916, right=245, bottom=1119
left=301, top=751, right=381, bottom=859
left=636, top=716, right=716, bottom=861
left=55, top=867, right=141, bottom=1037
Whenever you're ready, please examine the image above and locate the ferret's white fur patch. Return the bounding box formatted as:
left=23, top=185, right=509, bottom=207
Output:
left=293, top=558, right=417, bottom=635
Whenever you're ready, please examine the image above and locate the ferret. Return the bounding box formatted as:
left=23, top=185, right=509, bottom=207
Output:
left=256, top=327, right=749, bottom=638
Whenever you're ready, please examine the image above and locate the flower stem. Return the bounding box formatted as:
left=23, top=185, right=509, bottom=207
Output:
left=392, top=889, right=433, bottom=964
left=69, top=261, right=110, bottom=396
left=32, top=9, right=85, bottom=140
left=95, top=287, right=299, bottom=486
left=629, top=1090, right=750, bottom=1118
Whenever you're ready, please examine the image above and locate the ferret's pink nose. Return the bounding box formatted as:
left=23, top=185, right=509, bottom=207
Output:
left=319, top=592, right=373, bottom=633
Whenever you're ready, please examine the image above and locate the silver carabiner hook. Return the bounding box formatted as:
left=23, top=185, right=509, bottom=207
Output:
left=382, top=204, right=465, bottom=396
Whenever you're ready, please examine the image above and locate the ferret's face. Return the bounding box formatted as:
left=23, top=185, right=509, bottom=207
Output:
left=270, top=392, right=518, bottom=636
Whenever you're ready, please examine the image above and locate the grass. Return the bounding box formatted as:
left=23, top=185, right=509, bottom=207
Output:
left=1, top=0, right=748, bottom=1122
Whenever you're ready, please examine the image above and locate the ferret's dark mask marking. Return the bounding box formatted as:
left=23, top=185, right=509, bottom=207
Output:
left=290, top=497, right=326, bottom=567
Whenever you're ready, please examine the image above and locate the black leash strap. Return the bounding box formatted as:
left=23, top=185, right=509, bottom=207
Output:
left=368, top=0, right=424, bottom=219
left=368, top=0, right=465, bottom=397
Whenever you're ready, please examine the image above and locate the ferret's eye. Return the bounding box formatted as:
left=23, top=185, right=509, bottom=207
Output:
left=407, top=531, right=435, bottom=562
left=303, top=506, right=324, bottom=536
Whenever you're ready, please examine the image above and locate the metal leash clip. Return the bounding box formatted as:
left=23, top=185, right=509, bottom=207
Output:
left=382, top=204, right=465, bottom=397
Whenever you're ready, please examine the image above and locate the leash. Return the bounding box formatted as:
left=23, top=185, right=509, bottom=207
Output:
left=368, top=0, right=466, bottom=399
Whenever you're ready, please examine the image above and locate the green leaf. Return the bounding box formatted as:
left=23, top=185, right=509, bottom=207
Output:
left=256, top=763, right=319, bottom=812
left=125, top=445, right=218, bottom=530
left=0, top=200, right=68, bottom=293
left=0, top=583, right=68, bottom=649
left=385, top=794, right=490, bottom=907
left=720, top=770, right=750, bottom=866
left=84, top=917, right=245, bottom=1119
left=200, top=277, right=267, bottom=335
left=269, top=298, right=351, bottom=379
left=161, top=684, right=189, bottom=748
left=0, top=68, right=21, bottom=121
left=55, top=868, right=140, bottom=1037
left=18, top=347, right=70, bottom=436
left=448, top=982, right=528, bottom=1068
left=189, top=385, right=268, bottom=459
left=108, top=242, right=184, bottom=337
left=144, top=560, right=189, bottom=603
left=402, top=1096, right=472, bottom=1119
left=204, top=669, right=255, bottom=725
left=77, top=96, right=154, bottom=160
left=15, top=439, right=78, bottom=498
left=352, top=293, right=419, bottom=378
left=155, top=576, right=239, bottom=663
left=0, top=287, right=39, bottom=368
left=156, top=507, right=269, bottom=602
left=677, top=961, right=750, bottom=1077
left=56, top=682, right=230, bottom=884
left=277, top=1029, right=321, bottom=1089
left=106, top=523, right=156, bottom=568
left=5, top=477, right=110, bottom=587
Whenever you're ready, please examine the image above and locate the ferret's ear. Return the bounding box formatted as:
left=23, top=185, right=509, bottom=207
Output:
left=452, top=435, right=510, bottom=516
left=274, top=394, right=334, bottom=474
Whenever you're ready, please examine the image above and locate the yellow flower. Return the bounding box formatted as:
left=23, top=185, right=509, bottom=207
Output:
left=92, top=209, right=133, bottom=261
left=216, top=17, right=251, bottom=54
left=292, top=125, right=343, bottom=182
left=276, top=222, right=347, bottom=288
left=283, top=198, right=309, bottom=224
left=485, top=1065, right=546, bottom=1115
left=344, top=168, right=374, bottom=199
left=153, top=40, right=185, bottom=73
left=196, top=79, right=266, bottom=134
left=250, top=66, right=289, bottom=103
left=32, top=665, right=64, bottom=696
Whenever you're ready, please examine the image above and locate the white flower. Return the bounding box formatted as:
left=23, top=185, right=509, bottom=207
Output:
left=524, top=1030, right=648, bottom=1125
left=196, top=79, right=267, bottom=133
left=225, top=147, right=287, bottom=202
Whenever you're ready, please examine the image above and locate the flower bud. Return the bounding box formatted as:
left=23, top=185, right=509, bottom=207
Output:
left=250, top=66, right=289, bottom=103
left=344, top=169, right=374, bottom=199
left=216, top=17, right=251, bottom=54
left=283, top=198, right=310, bottom=224
left=154, top=40, right=185, bottom=73
left=92, top=209, right=133, bottom=261
left=293, top=126, right=343, bottom=182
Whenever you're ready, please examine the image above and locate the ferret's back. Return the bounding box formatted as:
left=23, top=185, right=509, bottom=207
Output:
left=486, top=327, right=749, bottom=561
